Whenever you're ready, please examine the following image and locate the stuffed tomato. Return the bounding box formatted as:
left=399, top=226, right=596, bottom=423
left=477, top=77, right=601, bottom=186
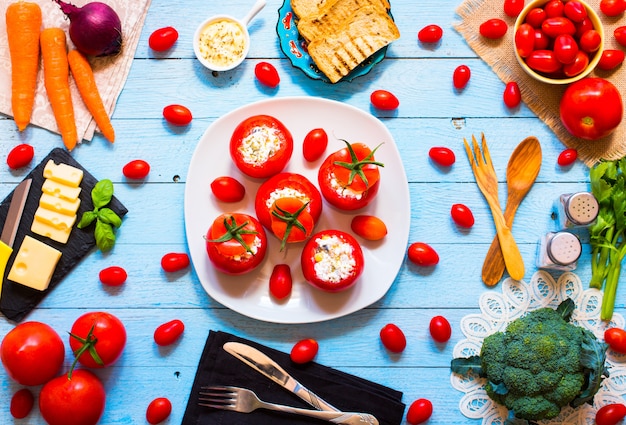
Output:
left=205, top=213, right=267, bottom=275
left=318, top=140, right=383, bottom=210
left=301, top=230, right=364, bottom=292
left=255, top=173, right=323, bottom=249
left=230, top=115, right=293, bottom=178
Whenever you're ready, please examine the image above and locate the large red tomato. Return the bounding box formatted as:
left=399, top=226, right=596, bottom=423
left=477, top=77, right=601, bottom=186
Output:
left=205, top=213, right=268, bottom=275
left=69, top=312, right=127, bottom=369
left=560, top=78, right=623, bottom=140
left=1, top=321, right=65, bottom=386
left=230, top=115, right=293, bottom=178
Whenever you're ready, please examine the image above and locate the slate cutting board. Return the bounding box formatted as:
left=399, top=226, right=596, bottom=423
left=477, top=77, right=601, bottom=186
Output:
left=0, top=148, right=128, bottom=322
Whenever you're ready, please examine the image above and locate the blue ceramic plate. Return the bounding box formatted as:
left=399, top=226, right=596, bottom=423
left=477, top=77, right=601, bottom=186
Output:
left=276, top=0, right=391, bottom=83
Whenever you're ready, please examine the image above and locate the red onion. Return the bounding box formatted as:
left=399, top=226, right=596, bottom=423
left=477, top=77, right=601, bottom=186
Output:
left=53, top=0, right=122, bottom=57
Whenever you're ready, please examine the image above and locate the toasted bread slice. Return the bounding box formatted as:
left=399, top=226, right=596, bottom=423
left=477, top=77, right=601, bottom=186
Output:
left=307, top=6, right=399, bottom=83
left=291, top=0, right=336, bottom=19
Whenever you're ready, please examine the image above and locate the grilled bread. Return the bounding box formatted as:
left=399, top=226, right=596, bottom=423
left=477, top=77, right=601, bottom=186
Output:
left=290, top=0, right=336, bottom=19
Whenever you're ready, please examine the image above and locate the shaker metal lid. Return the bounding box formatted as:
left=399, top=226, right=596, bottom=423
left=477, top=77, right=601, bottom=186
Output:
left=565, top=192, right=599, bottom=225
left=547, top=232, right=582, bottom=265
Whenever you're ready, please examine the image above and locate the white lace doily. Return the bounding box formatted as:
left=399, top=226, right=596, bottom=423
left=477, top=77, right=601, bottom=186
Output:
left=451, top=270, right=626, bottom=425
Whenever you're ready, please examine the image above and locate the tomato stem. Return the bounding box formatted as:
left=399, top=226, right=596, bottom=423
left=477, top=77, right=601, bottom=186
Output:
left=68, top=323, right=103, bottom=379
left=333, top=140, right=384, bottom=187
left=271, top=201, right=309, bottom=251
left=206, top=216, right=258, bottom=254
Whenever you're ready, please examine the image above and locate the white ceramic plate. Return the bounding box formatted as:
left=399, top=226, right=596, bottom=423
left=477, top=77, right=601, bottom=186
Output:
left=184, top=97, right=410, bottom=323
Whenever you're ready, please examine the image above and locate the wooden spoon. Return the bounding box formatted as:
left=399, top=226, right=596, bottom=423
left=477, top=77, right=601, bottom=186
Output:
left=481, top=136, right=542, bottom=286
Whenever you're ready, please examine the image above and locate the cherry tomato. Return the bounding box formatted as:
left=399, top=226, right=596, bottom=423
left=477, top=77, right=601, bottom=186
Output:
left=123, top=159, right=150, bottom=179
left=163, top=104, right=192, bottom=126
left=290, top=338, right=319, bottom=364
left=146, top=397, right=172, bottom=424
left=534, top=29, right=550, bottom=49
left=408, top=242, right=439, bottom=267
left=544, top=0, right=565, bottom=17
left=605, top=327, right=626, bottom=353
left=99, top=266, right=127, bottom=286
left=526, top=50, right=562, bottom=73
left=1, top=321, right=65, bottom=386
left=429, top=315, right=452, bottom=342
left=211, top=176, right=246, bottom=202
left=380, top=323, right=406, bottom=353
left=255, top=62, right=280, bottom=88
left=161, top=252, right=190, bottom=272
left=526, top=7, right=547, bottom=28
left=429, top=146, right=456, bottom=166
left=407, top=398, right=433, bottom=425
left=417, top=24, right=443, bottom=43
left=370, top=89, right=399, bottom=110
left=600, top=0, right=626, bottom=16
left=70, top=311, right=127, bottom=368
left=6, top=143, right=34, bottom=169
left=302, top=128, right=329, bottom=162
left=504, top=0, right=525, bottom=17
left=557, top=148, right=578, bottom=166
left=563, top=0, right=587, bottom=22
left=553, top=34, right=579, bottom=64
left=351, top=215, right=388, bottom=241
left=10, top=388, right=34, bottom=419
left=503, top=81, right=522, bottom=108
left=479, top=18, right=508, bottom=39
left=270, top=264, right=292, bottom=300
left=541, top=17, right=576, bottom=38
left=563, top=51, right=590, bottom=77
left=615, top=26, right=626, bottom=47
left=453, top=65, right=471, bottom=89
left=596, top=404, right=626, bottom=425
left=230, top=115, right=293, bottom=179
left=597, top=50, right=625, bottom=71
left=579, top=29, right=602, bottom=53
left=149, top=26, right=178, bottom=51
left=450, top=204, right=475, bottom=228
left=154, top=319, right=185, bottom=346
left=515, top=23, right=535, bottom=58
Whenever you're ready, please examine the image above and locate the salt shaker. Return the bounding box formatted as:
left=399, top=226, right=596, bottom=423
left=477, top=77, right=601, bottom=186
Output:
left=555, top=192, right=599, bottom=229
left=536, top=231, right=582, bottom=271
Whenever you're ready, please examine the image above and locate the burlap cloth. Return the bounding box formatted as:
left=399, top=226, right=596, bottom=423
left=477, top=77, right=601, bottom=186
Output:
left=455, top=0, right=626, bottom=166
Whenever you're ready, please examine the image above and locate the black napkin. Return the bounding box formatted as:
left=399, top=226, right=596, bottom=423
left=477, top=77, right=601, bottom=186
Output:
left=182, top=330, right=406, bottom=425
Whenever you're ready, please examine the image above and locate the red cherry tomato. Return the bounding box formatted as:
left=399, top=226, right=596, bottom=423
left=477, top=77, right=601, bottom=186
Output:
left=544, top=0, right=565, bottom=17
left=69, top=311, right=127, bottom=368
left=429, top=146, right=456, bottom=166
left=270, top=264, right=292, bottom=300
left=123, top=159, right=150, bottom=179
left=579, top=29, right=602, bottom=53
left=154, top=319, right=185, bottom=346
left=526, top=49, right=562, bottom=73
left=553, top=34, right=579, bottom=64
left=563, top=0, right=587, bottom=22
left=6, top=143, right=34, bottom=169
left=146, top=397, right=172, bottom=424
left=161, top=252, right=190, bottom=272
left=596, top=404, right=626, bottom=425
left=600, top=0, right=626, bottom=16
left=453, top=65, right=471, bottom=89
left=10, top=388, right=34, bottom=419
left=479, top=18, right=508, bottom=39
left=504, top=0, right=525, bottom=17
left=370, top=90, right=399, bottom=110
left=541, top=17, right=576, bottom=38
left=557, top=148, right=578, bottom=166
left=408, top=242, right=439, bottom=266
left=450, top=204, right=475, bottom=228
left=515, top=23, right=535, bottom=58
left=290, top=339, right=319, bottom=364
left=615, top=26, right=626, bottom=47
left=255, top=61, right=280, bottom=88
left=598, top=50, right=625, bottom=71
left=534, top=29, right=550, bottom=49
left=429, top=315, right=452, bottom=342
left=351, top=215, right=388, bottom=241
left=380, top=323, right=406, bottom=353
left=302, top=128, right=329, bottom=162
left=407, top=398, right=433, bottom=424
left=99, top=266, right=127, bottom=286
left=503, top=81, right=522, bottom=108
left=210, top=176, right=246, bottom=202
left=417, top=24, right=443, bottom=43
left=149, top=27, right=178, bottom=51
left=605, top=328, right=626, bottom=353
left=563, top=51, right=590, bottom=77
left=163, top=104, right=192, bottom=126
left=526, top=7, right=547, bottom=28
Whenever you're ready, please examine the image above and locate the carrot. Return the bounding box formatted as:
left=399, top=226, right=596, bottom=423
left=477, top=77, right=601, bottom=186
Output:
left=6, top=2, right=42, bottom=131
left=40, top=27, right=78, bottom=151
left=67, top=49, right=115, bottom=143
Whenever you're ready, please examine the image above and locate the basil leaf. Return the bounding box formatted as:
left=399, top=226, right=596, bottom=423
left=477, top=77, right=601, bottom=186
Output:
left=95, top=221, right=116, bottom=252
left=92, top=179, right=114, bottom=209
left=77, top=211, right=97, bottom=229
left=97, top=208, right=122, bottom=228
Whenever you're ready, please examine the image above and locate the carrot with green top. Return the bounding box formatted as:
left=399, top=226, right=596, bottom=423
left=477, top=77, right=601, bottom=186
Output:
left=40, top=27, right=78, bottom=151
left=6, top=1, right=42, bottom=131
left=68, top=49, right=115, bottom=143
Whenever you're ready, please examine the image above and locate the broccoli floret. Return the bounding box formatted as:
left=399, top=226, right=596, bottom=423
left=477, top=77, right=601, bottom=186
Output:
left=451, top=299, right=608, bottom=422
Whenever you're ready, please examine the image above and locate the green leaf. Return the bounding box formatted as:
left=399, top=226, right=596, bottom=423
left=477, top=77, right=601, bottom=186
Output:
left=92, top=179, right=114, bottom=209
left=570, top=331, right=609, bottom=407
left=556, top=298, right=575, bottom=322
left=95, top=221, right=116, bottom=252
left=77, top=211, right=97, bottom=229
left=450, top=356, right=484, bottom=377
left=97, top=208, right=122, bottom=228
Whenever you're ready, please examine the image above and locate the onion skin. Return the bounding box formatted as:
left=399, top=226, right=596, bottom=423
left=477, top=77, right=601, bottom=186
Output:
left=53, top=0, right=122, bottom=57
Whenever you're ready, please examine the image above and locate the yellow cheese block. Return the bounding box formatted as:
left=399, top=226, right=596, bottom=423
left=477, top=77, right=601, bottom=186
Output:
left=34, top=206, right=76, bottom=231
left=43, top=160, right=84, bottom=188
left=40, top=193, right=81, bottom=215
left=31, top=219, right=72, bottom=244
left=42, top=179, right=81, bottom=201
left=8, top=236, right=62, bottom=291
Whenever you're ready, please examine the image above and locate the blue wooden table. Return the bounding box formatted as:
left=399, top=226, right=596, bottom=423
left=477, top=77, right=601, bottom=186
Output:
left=1, top=0, right=623, bottom=423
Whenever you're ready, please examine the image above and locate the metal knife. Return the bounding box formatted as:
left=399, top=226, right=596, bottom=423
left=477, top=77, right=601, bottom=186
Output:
left=0, top=179, right=32, bottom=298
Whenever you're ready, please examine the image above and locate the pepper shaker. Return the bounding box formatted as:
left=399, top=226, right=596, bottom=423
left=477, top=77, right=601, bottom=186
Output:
left=536, top=231, right=582, bottom=271
left=555, top=192, right=599, bottom=229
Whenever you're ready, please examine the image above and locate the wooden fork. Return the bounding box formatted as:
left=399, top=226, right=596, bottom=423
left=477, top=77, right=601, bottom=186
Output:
left=464, top=134, right=525, bottom=281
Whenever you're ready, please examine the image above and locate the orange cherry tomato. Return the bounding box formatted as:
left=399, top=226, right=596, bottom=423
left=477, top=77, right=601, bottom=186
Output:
left=351, top=215, right=388, bottom=241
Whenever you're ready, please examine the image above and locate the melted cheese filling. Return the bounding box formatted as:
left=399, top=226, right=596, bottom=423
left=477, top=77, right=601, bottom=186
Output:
left=238, top=126, right=282, bottom=166
left=230, top=236, right=262, bottom=261
left=198, top=19, right=246, bottom=68
left=329, top=176, right=363, bottom=200
left=265, top=187, right=309, bottom=209
left=313, top=235, right=355, bottom=283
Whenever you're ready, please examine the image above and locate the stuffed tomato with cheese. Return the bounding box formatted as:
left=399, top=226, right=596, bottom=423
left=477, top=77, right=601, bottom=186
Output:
left=318, top=140, right=383, bottom=210
left=230, top=115, right=293, bottom=179
left=255, top=172, right=323, bottom=249
left=205, top=213, right=267, bottom=275
left=301, top=229, right=364, bottom=292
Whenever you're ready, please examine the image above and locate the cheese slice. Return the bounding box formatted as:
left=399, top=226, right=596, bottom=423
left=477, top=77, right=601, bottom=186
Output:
left=40, top=193, right=81, bottom=215
left=31, top=219, right=72, bottom=244
left=34, top=206, right=76, bottom=231
left=42, top=179, right=81, bottom=201
left=8, top=236, right=62, bottom=291
left=43, top=160, right=84, bottom=187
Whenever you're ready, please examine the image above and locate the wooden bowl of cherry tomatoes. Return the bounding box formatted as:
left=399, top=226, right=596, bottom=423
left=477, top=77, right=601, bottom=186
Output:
left=513, top=0, right=604, bottom=84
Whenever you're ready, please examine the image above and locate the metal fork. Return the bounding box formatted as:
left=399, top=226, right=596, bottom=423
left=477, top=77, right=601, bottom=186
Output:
left=463, top=133, right=525, bottom=281
left=199, top=385, right=379, bottom=425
